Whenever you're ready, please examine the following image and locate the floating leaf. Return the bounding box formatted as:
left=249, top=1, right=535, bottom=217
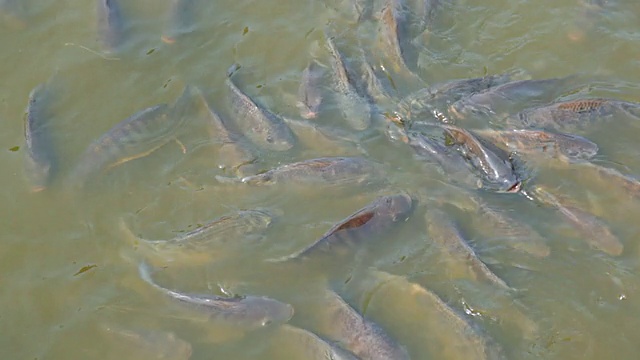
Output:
left=146, top=48, right=155, bottom=55
left=242, top=26, right=249, bottom=35
left=8, top=146, right=19, bottom=152
left=74, top=264, right=97, bottom=276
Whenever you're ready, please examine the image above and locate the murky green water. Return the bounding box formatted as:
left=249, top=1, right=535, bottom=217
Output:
left=3, top=0, right=640, bottom=359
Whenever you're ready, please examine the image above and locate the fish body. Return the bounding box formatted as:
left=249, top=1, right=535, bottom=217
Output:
left=97, top=0, right=125, bottom=52
left=450, top=77, right=579, bottom=120
left=425, top=208, right=510, bottom=289
left=278, top=325, right=359, bottom=360
left=292, top=193, right=413, bottom=260
left=24, top=83, right=56, bottom=192
left=441, top=125, right=521, bottom=193
left=405, top=130, right=481, bottom=189
left=516, top=98, right=640, bottom=131
left=324, top=290, right=410, bottom=360
left=138, top=262, right=294, bottom=328
left=396, top=73, right=514, bottom=123
left=325, top=33, right=372, bottom=130
left=162, top=0, right=196, bottom=44
left=226, top=77, right=296, bottom=151
left=367, top=271, right=506, bottom=360
left=531, top=186, right=623, bottom=256
left=239, top=157, right=381, bottom=187
left=474, top=128, right=599, bottom=161
left=101, top=325, right=193, bottom=360
left=297, top=60, right=325, bottom=119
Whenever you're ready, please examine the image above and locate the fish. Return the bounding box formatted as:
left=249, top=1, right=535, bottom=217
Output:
left=288, top=193, right=413, bottom=260
left=574, top=162, right=640, bottom=198
left=325, top=32, right=372, bottom=131
left=515, top=98, right=640, bottom=131
left=297, top=60, right=325, bottom=119
left=474, top=128, right=599, bottom=161
left=419, top=0, right=441, bottom=30
left=364, top=270, right=507, bottom=360
left=377, top=0, right=421, bottom=83
left=162, top=0, right=196, bottom=44
left=395, top=73, right=515, bottom=123
left=138, top=262, right=294, bottom=328
left=322, top=290, right=410, bottom=360
left=70, top=87, right=194, bottom=186
left=468, top=196, right=551, bottom=258
left=404, top=130, right=482, bottom=190
left=101, top=325, right=193, bottom=360
left=425, top=208, right=510, bottom=290
left=276, top=324, right=359, bottom=360
left=226, top=76, right=296, bottom=151
left=531, top=186, right=623, bottom=256
left=227, top=157, right=382, bottom=187
left=97, top=0, right=125, bottom=53
left=351, top=0, right=373, bottom=23
left=450, top=77, right=581, bottom=120
left=441, top=125, right=521, bottom=193
left=23, top=83, right=56, bottom=192
left=121, top=209, right=273, bottom=251
left=199, top=90, right=256, bottom=171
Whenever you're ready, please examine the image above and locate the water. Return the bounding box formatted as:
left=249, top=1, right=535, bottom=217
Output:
left=3, top=0, right=640, bottom=358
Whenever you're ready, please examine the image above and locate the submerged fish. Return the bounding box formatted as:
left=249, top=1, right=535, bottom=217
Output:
left=515, top=98, right=640, bottom=131
left=97, top=0, right=125, bottom=53
left=138, top=262, right=294, bottom=328
left=377, top=0, right=421, bottom=83
left=122, top=209, right=272, bottom=250
left=289, top=193, right=413, bottom=260
left=322, top=290, right=410, bottom=360
left=325, top=33, right=372, bottom=131
left=531, top=186, right=623, bottom=256
left=365, top=270, right=506, bottom=360
left=226, top=76, right=296, bottom=151
left=395, top=73, right=515, bottom=123
left=231, top=157, right=382, bottom=187
left=297, top=60, right=325, bottom=119
left=575, top=162, right=640, bottom=198
left=101, top=325, right=193, bottom=360
left=474, top=128, right=599, bottom=161
left=162, top=0, right=196, bottom=44
left=276, top=324, right=359, bottom=360
left=425, top=208, right=510, bottom=290
left=450, top=77, right=580, bottom=120
left=441, top=125, right=521, bottom=193
left=23, top=83, right=56, bottom=192
left=71, top=87, right=193, bottom=186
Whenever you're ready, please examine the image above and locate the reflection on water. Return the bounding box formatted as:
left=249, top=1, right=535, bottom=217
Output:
left=3, top=0, right=640, bottom=359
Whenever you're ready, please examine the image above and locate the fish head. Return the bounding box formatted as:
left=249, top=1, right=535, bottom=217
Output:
left=377, top=193, right=413, bottom=222
left=234, top=296, right=294, bottom=328
left=261, top=126, right=295, bottom=151
left=243, top=209, right=275, bottom=230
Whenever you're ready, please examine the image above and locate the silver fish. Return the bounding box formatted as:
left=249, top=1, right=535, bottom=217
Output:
left=162, top=0, right=196, bottom=44
left=441, top=125, right=521, bottom=193
left=97, top=0, right=125, bottom=53
left=425, top=208, right=510, bottom=290
left=325, top=33, right=372, bottom=131
left=236, top=157, right=382, bottom=187
left=290, top=193, right=413, bottom=260
left=297, top=60, right=325, bottom=119
left=323, top=290, right=410, bottom=360
left=531, top=186, right=623, bottom=256
left=226, top=76, right=296, bottom=151
left=24, top=83, right=56, bottom=192
left=138, top=262, right=294, bottom=328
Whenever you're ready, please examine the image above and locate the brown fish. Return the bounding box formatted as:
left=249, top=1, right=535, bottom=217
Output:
left=474, top=128, right=599, bottom=161
left=322, top=290, right=410, bottom=360
left=288, top=193, right=413, bottom=260
left=516, top=98, right=640, bottom=131
left=531, top=186, right=623, bottom=256
left=442, top=125, right=521, bottom=193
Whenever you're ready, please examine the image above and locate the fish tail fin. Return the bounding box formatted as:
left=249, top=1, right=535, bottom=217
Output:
left=214, top=175, right=242, bottom=184
left=137, top=260, right=158, bottom=288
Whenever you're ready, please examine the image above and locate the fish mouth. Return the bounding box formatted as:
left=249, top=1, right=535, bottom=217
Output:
left=505, top=181, right=522, bottom=193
